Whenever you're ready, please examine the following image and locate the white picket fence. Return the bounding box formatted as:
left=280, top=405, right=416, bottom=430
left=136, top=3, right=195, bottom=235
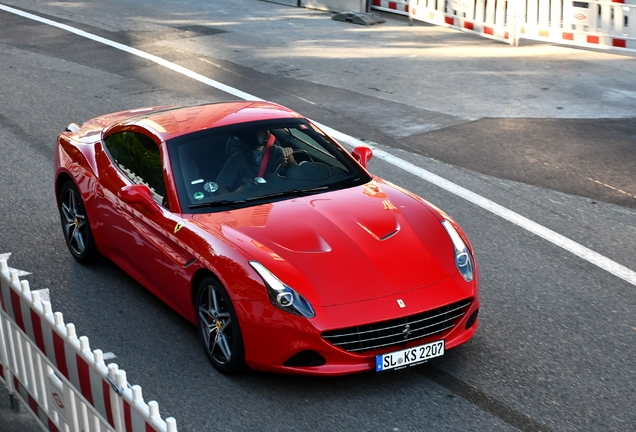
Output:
left=0, top=254, right=178, bottom=432
left=372, top=0, right=636, bottom=52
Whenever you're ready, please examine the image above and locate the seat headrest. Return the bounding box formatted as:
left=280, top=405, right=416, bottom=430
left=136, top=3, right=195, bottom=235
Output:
left=226, top=135, right=252, bottom=157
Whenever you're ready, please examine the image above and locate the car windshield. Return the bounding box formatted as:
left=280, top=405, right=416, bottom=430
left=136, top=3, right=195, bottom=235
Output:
left=166, top=119, right=371, bottom=213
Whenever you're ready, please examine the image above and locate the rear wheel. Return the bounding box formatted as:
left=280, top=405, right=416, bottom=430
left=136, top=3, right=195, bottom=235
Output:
left=196, top=276, right=245, bottom=374
left=58, top=181, right=99, bottom=263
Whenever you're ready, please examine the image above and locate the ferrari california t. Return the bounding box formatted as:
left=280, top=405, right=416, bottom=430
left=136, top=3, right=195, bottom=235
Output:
left=55, top=101, right=479, bottom=375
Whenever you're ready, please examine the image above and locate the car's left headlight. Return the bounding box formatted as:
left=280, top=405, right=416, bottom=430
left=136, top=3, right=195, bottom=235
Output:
left=249, top=261, right=315, bottom=318
left=441, top=220, right=474, bottom=282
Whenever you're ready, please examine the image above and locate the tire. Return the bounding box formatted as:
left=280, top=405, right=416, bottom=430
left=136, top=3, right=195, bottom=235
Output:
left=58, top=181, right=99, bottom=263
left=196, top=276, right=245, bottom=374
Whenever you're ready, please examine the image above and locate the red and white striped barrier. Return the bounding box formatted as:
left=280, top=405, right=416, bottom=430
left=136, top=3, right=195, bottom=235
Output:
left=372, top=0, right=411, bottom=15
left=0, top=254, right=178, bottom=432
left=372, top=0, right=636, bottom=53
left=520, top=0, right=636, bottom=51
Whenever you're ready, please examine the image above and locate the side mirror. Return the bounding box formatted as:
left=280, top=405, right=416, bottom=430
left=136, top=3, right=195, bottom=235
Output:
left=352, top=146, right=373, bottom=169
left=65, top=123, right=80, bottom=133
left=118, top=184, right=160, bottom=213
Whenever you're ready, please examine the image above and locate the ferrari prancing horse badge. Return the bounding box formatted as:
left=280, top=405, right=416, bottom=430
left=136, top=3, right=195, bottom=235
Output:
left=174, top=221, right=185, bottom=234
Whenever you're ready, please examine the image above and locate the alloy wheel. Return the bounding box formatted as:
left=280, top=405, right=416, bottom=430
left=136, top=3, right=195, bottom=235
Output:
left=58, top=181, right=98, bottom=263
left=198, top=283, right=234, bottom=366
left=61, top=185, right=88, bottom=256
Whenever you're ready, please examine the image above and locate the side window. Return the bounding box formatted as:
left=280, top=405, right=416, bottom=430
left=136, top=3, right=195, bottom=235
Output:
left=103, top=131, right=166, bottom=201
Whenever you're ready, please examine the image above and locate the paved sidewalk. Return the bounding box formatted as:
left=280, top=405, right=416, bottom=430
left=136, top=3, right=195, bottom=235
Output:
left=5, top=0, right=636, bottom=125
left=171, top=1, right=636, bottom=121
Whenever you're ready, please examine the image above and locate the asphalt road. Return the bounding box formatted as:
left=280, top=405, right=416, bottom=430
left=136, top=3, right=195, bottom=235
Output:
left=0, top=1, right=635, bottom=431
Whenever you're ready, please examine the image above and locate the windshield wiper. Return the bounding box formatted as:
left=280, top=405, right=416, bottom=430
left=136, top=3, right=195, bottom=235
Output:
left=246, top=186, right=329, bottom=201
left=189, top=199, right=247, bottom=209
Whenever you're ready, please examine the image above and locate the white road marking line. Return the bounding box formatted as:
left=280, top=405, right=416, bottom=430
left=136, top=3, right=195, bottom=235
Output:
left=0, top=5, right=263, bottom=102
left=3, top=4, right=635, bottom=287
left=0, top=252, right=32, bottom=277
left=323, top=127, right=636, bottom=287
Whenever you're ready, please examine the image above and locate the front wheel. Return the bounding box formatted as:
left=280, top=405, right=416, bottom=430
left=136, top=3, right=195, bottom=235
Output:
left=196, top=276, right=245, bottom=374
left=58, top=181, right=99, bottom=263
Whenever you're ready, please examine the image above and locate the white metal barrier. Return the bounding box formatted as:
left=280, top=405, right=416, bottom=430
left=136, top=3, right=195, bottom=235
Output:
left=372, top=0, right=636, bottom=52
left=0, top=254, right=178, bottom=432
left=519, top=0, right=636, bottom=50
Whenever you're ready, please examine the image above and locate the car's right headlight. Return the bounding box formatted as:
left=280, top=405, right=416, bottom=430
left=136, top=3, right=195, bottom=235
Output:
left=441, top=220, right=474, bottom=282
left=249, top=261, right=315, bottom=318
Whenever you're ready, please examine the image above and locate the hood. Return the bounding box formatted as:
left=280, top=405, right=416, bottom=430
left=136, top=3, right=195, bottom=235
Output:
left=193, top=181, right=458, bottom=307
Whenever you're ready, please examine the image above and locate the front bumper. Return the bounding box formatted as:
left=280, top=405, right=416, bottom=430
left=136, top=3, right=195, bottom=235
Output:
left=235, top=271, right=480, bottom=376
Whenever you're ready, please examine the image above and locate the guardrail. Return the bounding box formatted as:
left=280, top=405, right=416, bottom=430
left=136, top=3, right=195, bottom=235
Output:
left=372, top=0, right=636, bottom=53
left=0, top=254, right=178, bottom=432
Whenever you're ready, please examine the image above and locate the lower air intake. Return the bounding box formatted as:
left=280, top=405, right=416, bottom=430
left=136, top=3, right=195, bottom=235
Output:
left=283, top=350, right=326, bottom=367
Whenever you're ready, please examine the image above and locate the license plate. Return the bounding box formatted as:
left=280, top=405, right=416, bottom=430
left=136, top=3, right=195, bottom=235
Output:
left=376, top=340, right=444, bottom=372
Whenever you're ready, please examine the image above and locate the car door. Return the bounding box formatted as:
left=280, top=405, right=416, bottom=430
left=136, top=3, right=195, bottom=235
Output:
left=98, top=129, right=195, bottom=315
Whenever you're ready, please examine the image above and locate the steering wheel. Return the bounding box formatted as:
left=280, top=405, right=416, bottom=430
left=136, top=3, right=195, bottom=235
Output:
left=275, top=150, right=313, bottom=178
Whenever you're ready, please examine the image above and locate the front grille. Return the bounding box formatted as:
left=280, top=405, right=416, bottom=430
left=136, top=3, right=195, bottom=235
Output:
left=322, top=299, right=472, bottom=354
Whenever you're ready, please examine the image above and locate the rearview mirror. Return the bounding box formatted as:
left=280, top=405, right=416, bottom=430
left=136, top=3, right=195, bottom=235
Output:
left=352, top=146, right=373, bottom=169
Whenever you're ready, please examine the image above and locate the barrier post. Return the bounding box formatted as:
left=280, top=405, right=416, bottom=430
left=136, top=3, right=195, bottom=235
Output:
left=0, top=259, right=16, bottom=405
left=508, top=0, right=519, bottom=45
left=0, top=253, right=179, bottom=432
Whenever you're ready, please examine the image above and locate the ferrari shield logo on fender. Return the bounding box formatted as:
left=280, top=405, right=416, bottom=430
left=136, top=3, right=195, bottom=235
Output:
left=397, top=299, right=406, bottom=308
left=174, top=221, right=185, bottom=234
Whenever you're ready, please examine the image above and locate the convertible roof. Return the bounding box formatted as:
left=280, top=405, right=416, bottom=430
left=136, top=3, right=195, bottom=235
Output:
left=102, top=101, right=302, bottom=141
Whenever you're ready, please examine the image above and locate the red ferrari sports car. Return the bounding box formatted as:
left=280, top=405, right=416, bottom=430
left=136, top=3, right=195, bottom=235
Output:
left=55, top=101, right=479, bottom=375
